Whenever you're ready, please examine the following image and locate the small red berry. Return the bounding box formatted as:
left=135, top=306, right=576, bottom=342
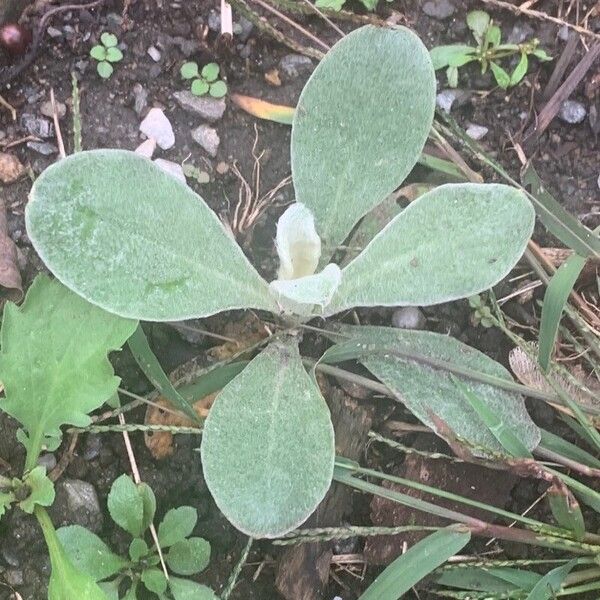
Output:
left=0, top=23, right=32, bottom=56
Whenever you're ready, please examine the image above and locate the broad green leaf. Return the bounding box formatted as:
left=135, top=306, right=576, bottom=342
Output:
left=0, top=275, right=136, bottom=466
left=141, top=568, right=168, bottom=594
left=209, top=81, right=227, bottom=98
left=128, top=325, right=201, bottom=424
left=323, top=325, right=540, bottom=455
left=446, top=65, right=458, bottom=88
left=538, top=253, right=586, bottom=371
left=359, top=528, right=471, bottom=600
left=191, top=79, right=209, bottom=96
left=57, top=525, right=127, bottom=581
left=158, top=506, right=197, bottom=548
left=292, top=25, right=435, bottom=261
left=486, top=24, right=502, bottom=47
left=315, top=0, right=345, bottom=10
left=466, top=10, right=490, bottom=44
left=107, top=474, right=152, bottom=537
left=437, top=566, right=541, bottom=592
left=98, top=580, right=120, bottom=600
left=430, top=45, right=477, bottom=69
left=521, top=163, right=600, bottom=258
left=129, top=538, right=149, bottom=561
left=510, top=52, right=528, bottom=85
left=100, top=32, right=118, bottom=47
left=166, top=537, right=210, bottom=575
left=180, top=61, right=199, bottom=79
left=525, top=560, right=578, bottom=600
left=37, top=508, right=110, bottom=600
left=96, top=61, right=113, bottom=79
left=90, top=45, right=106, bottom=61
left=105, top=47, right=123, bottom=63
left=19, top=467, right=55, bottom=513
left=201, top=339, right=335, bottom=537
left=201, top=62, right=220, bottom=82
left=169, top=578, right=219, bottom=600
left=26, top=150, right=277, bottom=321
left=326, top=184, right=534, bottom=315
left=490, top=61, right=511, bottom=88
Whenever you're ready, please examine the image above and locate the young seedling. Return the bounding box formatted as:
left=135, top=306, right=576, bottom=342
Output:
left=90, top=32, right=124, bottom=79
left=57, top=475, right=216, bottom=600
left=430, top=10, right=551, bottom=88
left=180, top=61, right=227, bottom=98
left=27, top=26, right=537, bottom=540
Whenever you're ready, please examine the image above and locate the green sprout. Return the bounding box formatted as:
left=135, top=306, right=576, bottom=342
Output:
left=90, top=32, right=123, bottom=79
left=430, top=10, right=552, bottom=89
left=180, top=61, right=227, bottom=98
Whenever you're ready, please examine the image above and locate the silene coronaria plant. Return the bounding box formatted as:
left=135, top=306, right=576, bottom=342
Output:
left=24, top=26, right=536, bottom=539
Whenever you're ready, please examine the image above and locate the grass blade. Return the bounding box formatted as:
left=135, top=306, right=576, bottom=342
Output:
left=547, top=481, right=585, bottom=541
left=127, top=325, right=201, bottom=424
left=358, top=528, right=471, bottom=600
left=539, top=429, right=600, bottom=470
left=525, top=559, right=578, bottom=599
left=437, top=566, right=541, bottom=592
left=521, top=164, right=600, bottom=259
left=538, top=253, right=587, bottom=371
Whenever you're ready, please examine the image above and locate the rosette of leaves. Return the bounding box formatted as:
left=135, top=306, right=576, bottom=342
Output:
left=90, top=32, right=124, bottom=79
left=180, top=61, right=227, bottom=98
left=430, top=10, right=551, bottom=88
left=57, top=475, right=216, bottom=600
left=26, top=26, right=538, bottom=539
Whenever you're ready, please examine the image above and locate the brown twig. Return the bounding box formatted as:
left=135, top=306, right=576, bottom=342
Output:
left=50, top=88, right=65, bottom=159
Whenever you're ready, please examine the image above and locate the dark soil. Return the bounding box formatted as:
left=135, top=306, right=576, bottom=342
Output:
left=0, top=0, right=598, bottom=598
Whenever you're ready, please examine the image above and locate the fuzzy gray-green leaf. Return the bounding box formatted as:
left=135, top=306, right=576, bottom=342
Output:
left=326, top=184, right=534, bottom=315
left=26, top=150, right=277, bottom=321
left=292, top=25, right=435, bottom=261
left=201, top=339, right=335, bottom=537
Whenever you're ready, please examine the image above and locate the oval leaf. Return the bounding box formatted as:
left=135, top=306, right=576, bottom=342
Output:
left=201, top=339, right=335, bottom=537
left=292, top=25, right=436, bottom=260
left=158, top=506, right=198, bottom=548
left=326, top=184, right=534, bottom=315
left=323, top=325, right=541, bottom=455
left=166, top=537, right=210, bottom=575
left=26, top=150, right=276, bottom=321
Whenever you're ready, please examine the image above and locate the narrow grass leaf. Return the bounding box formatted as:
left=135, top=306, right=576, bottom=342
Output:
left=538, top=253, right=586, bottom=371
left=128, top=325, right=200, bottom=424
left=521, top=163, right=600, bottom=258
left=539, top=429, right=600, bottom=470
left=547, top=482, right=585, bottom=541
left=525, top=559, right=578, bottom=600
left=358, top=528, right=471, bottom=600
left=437, top=566, right=541, bottom=592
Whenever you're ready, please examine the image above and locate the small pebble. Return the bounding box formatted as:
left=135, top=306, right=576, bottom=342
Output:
left=132, top=83, right=148, bottom=116
left=173, top=91, right=226, bottom=121
left=4, top=569, right=23, bottom=587
left=422, top=0, right=455, bottom=19
left=83, top=434, right=102, bottom=461
left=20, top=113, right=53, bottom=138
left=391, top=306, right=426, bottom=330
left=436, top=89, right=459, bottom=113
left=279, top=53, right=313, bottom=78
left=139, top=107, right=175, bottom=150
left=147, top=45, right=161, bottom=62
left=27, top=141, right=58, bottom=155
left=154, top=159, right=186, bottom=184
left=235, top=16, right=254, bottom=42
left=558, top=100, right=586, bottom=124
left=207, top=9, right=221, bottom=31
left=135, top=138, right=156, bottom=158
left=37, top=453, right=57, bottom=471
left=40, top=99, right=66, bottom=119
left=0, top=152, right=25, bottom=183
left=191, top=124, right=220, bottom=157
left=46, top=26, right=62, bottom=38
left=466, top=124, right=488, bottom=140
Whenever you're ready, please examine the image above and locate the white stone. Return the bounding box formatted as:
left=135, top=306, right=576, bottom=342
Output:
left=134, top=138, right=156, bottom=158
left=154, top=159, right=186, bottom=184
left=147, top=46, right=161, bottom=62
left=466, top=124, right=489, bottom=140
left=139, top=107, right=174, bottom=149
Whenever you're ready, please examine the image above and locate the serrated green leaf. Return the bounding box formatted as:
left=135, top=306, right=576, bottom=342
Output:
left=326, top=184, right=534, bottom=315
left=201, top=62, right=220, bottom=82
left=166, top=537, right=210, bottom=575
left=141, top=568, right=167, bottom=594
left=466, top=10, right=490, bottom=44
left=430, top=45, right=476, bottom=69
left=26, top=150, right=277, bottom=321
left=19, top=466, right=55, bottom=513
left=201, top=339, right=335, bottom=537
left=90, top=45, right=107, bottom=61
left=209, top=81, right=227, bottom=98
left=323, top=325, right=540, bottom=456
left=169, top=578, right=218, bottom=600
left=180, top=61, right=199, bottom=79
left=105, top=47, right=123, bottom=63
left=158, top=506, right=197, bottom=548
left=107, top=475, right=147, bottom=537
left=38, top=508, right=111, bottom=600
left=100, top=32, right=118, bottom=47
left=359, top=528, right=471, bottom=600
left=292, top=26, right=435, bottom=262
left=0, top=275, right=136, bottom=468
left=191, top=79, right=209, bottom=96
left=129, top=538, right=149, bottom=561
left=57, top=525, right=127, bottom=581
left=538, top=253, right=586, bottom=371
left=96, top=61, right=113, bottom=79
